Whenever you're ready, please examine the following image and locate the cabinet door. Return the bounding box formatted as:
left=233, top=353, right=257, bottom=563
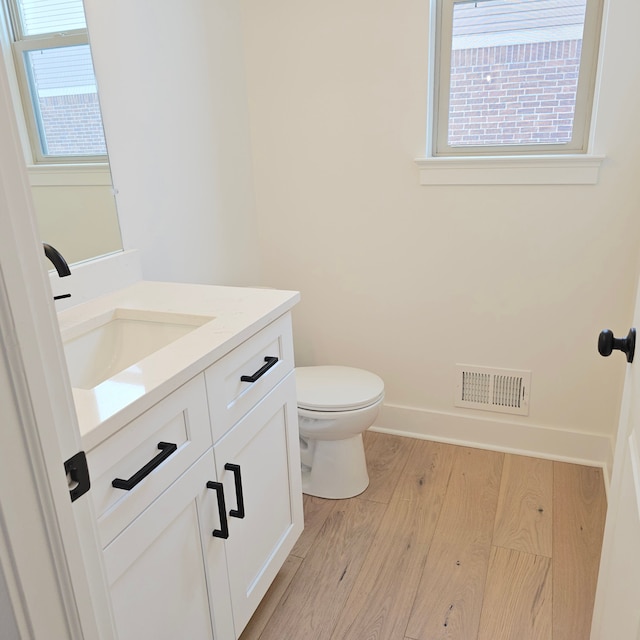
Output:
left=102, top=452, right=234, bottom=640
left=213, top=372, right=303, bottom=635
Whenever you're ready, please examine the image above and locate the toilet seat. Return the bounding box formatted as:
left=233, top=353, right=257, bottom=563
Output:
left=296, top=366, right=385, bottom=412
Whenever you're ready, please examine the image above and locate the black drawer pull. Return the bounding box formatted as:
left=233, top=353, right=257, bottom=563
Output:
left=207, top=481, right=229, bottom=539
left=240, top=356, right=278, bottom=383
left=112, top=442, right=178, bottom=490
left=225, top=463, right=245, bottom=519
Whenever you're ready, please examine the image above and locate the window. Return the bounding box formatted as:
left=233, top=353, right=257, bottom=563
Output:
left=432, top=0, right=603, bottom=157
left=4, top=0, right=107, bottom=163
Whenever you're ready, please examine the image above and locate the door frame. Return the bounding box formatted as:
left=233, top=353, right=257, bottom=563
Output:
left=0, top=41, right=115, bottom=640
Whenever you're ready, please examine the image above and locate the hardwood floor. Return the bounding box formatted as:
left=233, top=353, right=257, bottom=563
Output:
left=239, top=431, right=607, bottom=640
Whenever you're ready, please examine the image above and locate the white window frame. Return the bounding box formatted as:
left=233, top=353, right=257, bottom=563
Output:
left=2, top=0, right=107, bottom=165
left=417, top=0, right=606, bottom=185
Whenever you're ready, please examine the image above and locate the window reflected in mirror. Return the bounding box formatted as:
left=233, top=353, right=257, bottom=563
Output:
left=2, top=0, right=123, bottom=265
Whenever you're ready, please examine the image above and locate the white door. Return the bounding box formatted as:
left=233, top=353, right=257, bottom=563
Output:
left=591, top=287, right=640, bottom=639
left=0, top=46, right=114, bottom=639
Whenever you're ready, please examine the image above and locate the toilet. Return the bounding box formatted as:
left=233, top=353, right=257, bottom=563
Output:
left=295, top=365, right=385, bottom=499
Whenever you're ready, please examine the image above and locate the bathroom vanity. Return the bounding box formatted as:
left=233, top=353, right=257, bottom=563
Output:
left=58, top=281, right=303, bottom=639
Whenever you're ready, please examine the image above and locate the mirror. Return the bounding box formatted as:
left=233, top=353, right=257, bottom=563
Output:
left=30, top=162, right=122, bottom=266
left=29, top=164, right=122, bottom=268
left=4, top=0, right=123, bottom=266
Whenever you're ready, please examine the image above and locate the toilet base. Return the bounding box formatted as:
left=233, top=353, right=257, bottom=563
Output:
left=300, top=434, right=369, bottom=499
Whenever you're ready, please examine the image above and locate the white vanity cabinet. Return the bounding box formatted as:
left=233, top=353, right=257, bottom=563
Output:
left=86, top=311, right=303, bottom=640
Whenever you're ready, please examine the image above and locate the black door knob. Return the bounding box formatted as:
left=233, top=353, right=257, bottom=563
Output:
left=598, top=328, right=636, bottom=363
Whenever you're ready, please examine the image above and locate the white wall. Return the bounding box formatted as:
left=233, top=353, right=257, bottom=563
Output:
left=83, top=0, right=261, bottom=287
left=240, top=0, right=640, bottom=465
left=71, top=0, right=640, bottom=466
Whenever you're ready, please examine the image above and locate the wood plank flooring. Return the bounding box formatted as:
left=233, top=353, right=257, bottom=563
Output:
left=240, top=431, right=607, bottom=640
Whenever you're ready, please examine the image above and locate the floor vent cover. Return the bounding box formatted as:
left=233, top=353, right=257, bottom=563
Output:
left=455, top=365, right=531, bottom=416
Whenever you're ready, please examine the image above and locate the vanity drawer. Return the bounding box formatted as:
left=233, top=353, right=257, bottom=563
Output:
left=205, top=313, right=295, bottom=442
left=88, top=374, right=213, bottom=548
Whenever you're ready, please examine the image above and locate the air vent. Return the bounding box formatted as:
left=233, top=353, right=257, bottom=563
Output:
left=455, top=365, right=531, bottom=416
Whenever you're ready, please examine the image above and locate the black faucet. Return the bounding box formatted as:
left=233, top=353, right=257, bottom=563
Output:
left=43, top=243, right=71, bottom=300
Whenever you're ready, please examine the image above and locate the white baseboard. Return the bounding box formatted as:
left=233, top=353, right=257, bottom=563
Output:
left=373, top=402, right=613, bottom=483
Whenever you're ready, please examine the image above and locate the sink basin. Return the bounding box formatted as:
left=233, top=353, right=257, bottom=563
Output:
left=62, top=308, right=214, bottom=390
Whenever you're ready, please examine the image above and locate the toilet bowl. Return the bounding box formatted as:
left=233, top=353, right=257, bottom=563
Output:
left=296, top=366, right=384, bottom=499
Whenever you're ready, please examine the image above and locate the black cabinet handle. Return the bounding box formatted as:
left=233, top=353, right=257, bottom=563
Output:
left=207, top=481, right=229, bottom=539
left=240, top=356, right=279, bottom=383
left=112, top=442, right=177, bottom=490
left=225, top=463, right=245, bottom=519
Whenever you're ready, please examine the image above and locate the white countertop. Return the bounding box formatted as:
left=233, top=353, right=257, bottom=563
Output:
left=57, top=281, right=299, bottom=450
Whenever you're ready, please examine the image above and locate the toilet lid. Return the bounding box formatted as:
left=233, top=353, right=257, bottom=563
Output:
left=295, top=366, right=385, bottom=411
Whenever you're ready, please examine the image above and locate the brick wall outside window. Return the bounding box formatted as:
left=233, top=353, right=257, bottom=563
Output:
left=448, top=39, right=582, bottom=146
left=38, top=93, right=106, bottom=156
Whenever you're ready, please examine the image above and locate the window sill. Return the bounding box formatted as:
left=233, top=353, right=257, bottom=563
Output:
left=414, top=155, right=604, bottom=186
left=27, top=163, right=111, bottom=187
